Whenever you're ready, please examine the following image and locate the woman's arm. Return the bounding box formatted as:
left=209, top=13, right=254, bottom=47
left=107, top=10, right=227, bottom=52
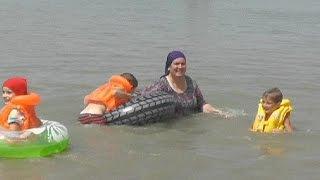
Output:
left=194, top=82, right=223, bottom=113
left=202, top=103, right=222, bottom=113
left=202, top=103, right=230, bottom=118
left=194, top=82, right=229, bottom=118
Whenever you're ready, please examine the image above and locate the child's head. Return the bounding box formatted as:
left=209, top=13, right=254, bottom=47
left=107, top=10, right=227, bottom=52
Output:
left=261, top=87, right=283, bottom=115
left=2, top=77, right=28, bottom=104
left=120, top=73, right=138, bottom=90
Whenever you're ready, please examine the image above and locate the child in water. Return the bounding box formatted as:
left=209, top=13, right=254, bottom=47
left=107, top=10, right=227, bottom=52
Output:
left=250, top=87, right=294, bottom=133
left=0, top=77, right=42, bottom=140
left=79, top=73, right=138, bottom=125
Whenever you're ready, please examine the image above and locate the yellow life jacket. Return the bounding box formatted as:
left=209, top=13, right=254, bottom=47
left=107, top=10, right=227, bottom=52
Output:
left=85, top=75, right=133, bottom=111
left=0, top=92, right=42, bottom=130
left=251, top=99, right=293, bottom=133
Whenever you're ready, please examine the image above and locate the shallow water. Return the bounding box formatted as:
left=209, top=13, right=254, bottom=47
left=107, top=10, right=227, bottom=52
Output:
left=1, top=0, right=320, bottom=179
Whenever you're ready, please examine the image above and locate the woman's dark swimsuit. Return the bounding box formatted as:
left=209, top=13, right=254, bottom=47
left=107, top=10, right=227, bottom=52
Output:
left=142, top=75, right=206, bottom=115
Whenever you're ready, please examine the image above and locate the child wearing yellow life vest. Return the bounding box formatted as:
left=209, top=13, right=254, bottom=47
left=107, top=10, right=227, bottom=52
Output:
left=0, top=77, right=42, bottom=133
left=251, top=87, right=294, bottom=133
left=79, top=73, right=138, bottom=125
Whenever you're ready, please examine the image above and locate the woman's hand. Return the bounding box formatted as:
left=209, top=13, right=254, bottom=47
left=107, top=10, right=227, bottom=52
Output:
left=202, top=104, right=231, bottom=118
left=202, top=103, right=216, bottom=113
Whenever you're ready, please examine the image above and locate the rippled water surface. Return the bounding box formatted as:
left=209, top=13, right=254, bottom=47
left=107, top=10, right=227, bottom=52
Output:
left=1, top=0, right=320, bottom=179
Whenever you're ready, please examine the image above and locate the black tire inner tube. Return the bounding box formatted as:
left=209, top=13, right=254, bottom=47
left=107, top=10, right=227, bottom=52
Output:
left=104, top=91, right=176, bottom=125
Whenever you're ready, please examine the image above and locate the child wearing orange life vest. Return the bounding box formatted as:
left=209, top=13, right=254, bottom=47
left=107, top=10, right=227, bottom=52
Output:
left=79, top=73, right=138, bottom=125
left=250, top=87, right=294, bottom=133
left=0, top=77, right=42, bottom=132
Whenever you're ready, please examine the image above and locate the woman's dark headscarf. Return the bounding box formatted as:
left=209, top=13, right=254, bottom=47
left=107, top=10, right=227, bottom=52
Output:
left=162, top=50, right=186, bottom=77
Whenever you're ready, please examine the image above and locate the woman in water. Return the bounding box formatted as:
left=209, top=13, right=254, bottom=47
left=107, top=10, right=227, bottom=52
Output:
left=142, top=50, right=228, bottom=117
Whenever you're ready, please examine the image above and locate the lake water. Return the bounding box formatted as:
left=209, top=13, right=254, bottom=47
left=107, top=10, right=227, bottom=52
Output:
left=1, top=0, right=320, bottom=179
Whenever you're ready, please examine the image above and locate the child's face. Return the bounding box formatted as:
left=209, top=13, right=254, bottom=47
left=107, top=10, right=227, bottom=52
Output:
left=262, top=96, right=280, bottom=115
left=2, top=87, right=15, bottom=104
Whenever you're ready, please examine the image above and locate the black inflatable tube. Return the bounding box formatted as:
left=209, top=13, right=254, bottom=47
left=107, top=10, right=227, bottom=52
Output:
left=104, top=91, right=176, bottom=125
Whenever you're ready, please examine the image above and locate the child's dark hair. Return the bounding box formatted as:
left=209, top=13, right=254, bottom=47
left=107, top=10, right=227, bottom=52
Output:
left=262, top=87, right=283, bottom=103
left=120, top=73, right=138, bottom=88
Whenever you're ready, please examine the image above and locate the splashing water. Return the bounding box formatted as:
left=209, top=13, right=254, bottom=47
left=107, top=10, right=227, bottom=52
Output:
left=221, top=108, right=248, bottom=119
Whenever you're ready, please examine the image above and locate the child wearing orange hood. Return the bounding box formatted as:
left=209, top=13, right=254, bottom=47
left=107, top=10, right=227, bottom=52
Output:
left=0, top=77, right=42, bottom=132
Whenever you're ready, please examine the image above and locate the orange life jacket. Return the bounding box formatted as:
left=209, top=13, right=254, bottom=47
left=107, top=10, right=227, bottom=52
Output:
left=0, top=92, right=42, bottom=130
left=85, top=75, right=134, bottom=111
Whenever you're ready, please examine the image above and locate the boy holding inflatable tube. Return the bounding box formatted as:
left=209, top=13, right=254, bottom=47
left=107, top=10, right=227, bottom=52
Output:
left=79, top=73, right=138, bottom=125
